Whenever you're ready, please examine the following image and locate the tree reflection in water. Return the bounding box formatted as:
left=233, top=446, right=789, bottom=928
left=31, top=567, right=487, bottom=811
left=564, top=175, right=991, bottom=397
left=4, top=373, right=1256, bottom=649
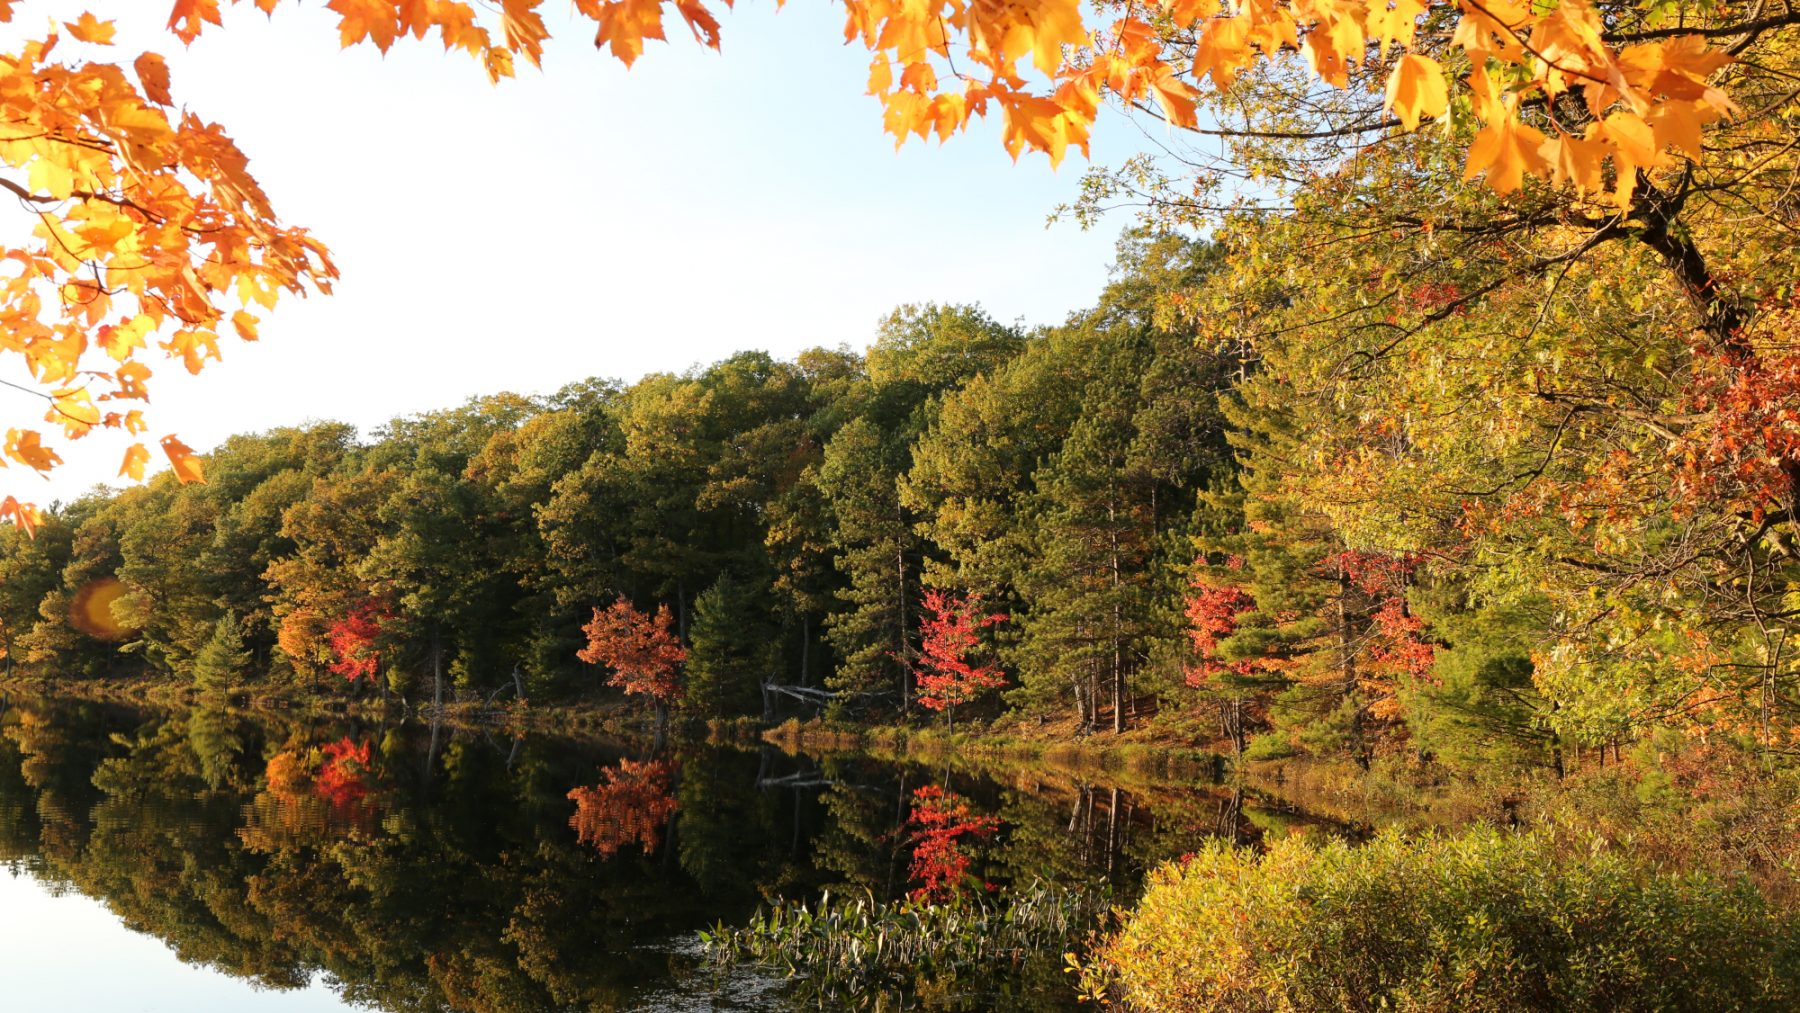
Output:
left=0, top=696, right=1296, bottom=1010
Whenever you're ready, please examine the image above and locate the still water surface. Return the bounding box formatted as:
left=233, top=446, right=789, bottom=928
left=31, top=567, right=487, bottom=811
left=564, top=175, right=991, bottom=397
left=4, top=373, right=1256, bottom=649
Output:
left=0, top=697, right=1312, bottom=1010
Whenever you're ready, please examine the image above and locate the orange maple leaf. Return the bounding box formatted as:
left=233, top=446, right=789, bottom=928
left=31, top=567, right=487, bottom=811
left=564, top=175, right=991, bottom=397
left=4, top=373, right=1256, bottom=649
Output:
left=0, top=496, right=41, bottom=537
left=65, top=12, right=116, bottom=44
left=135, top=52, right=173, bottom=106
left=160, top=434, right=206, bottom=484
left=119, top=442, right=150, bottom=481
left=168, top=0, right=223, bottom=45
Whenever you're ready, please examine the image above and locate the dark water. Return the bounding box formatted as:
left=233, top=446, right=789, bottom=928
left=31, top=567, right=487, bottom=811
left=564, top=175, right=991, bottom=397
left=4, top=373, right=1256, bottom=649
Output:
left=0, top=696, right=1313, bottom=1011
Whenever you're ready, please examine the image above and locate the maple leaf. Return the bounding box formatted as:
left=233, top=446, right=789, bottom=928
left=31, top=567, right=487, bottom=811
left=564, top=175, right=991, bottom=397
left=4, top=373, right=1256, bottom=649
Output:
left=593, top=0, right=667, bottom=67
left=501, top=0, right=550, bottom=66
left=100, top=315, right=153, bottom=362
left=118, top=442, right=150, bottom=481
left=1147, top=66, right=1199, bottom=130
left=160, top=433, right=206, bottom=484
left=672, top=0, right=723, bottom=49
left=46, top=387, right=101, bottom=438
left=1540, top=127, right=1607, bottom=195
left=1464, top=114, right=1548, bottom=194
left=0, top=496, right=40, bottom=538
left=109, top=361, right=152, bottom=401
left=135, top=52, right=174, bottom=106
left=328, top=0, right=403, bottom=52
left=1385, top=54, right=1447, bottom=131
left=1370, top=0, right=1425, bottom=57
left=168, top=0, right=223, bottom=45
left=65, top=13, right=116, bottom=45
left=5, top=428, right=62, bottom=472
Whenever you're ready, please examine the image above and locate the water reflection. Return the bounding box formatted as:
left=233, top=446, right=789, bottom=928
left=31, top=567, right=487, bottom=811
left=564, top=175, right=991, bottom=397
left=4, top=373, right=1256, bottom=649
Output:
left=0, top=696, right=1311, bottom=1010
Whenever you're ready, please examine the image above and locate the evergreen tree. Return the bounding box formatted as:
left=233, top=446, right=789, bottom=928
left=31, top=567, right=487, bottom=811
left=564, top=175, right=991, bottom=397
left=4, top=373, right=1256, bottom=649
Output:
left=686, top=573, right=779, bottom=718
left=191, top=613, right=252, bottom=692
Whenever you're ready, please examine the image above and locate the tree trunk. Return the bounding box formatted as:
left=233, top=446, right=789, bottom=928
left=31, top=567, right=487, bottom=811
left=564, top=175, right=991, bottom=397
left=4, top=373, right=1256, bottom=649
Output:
left=896, top=527, right=911, bottom=718
left=1337, top=559, right=1368, bottom=769
left=800, top=616, right=811, bottom=687
left=1110, top=491, right=1125, bottom=735
left=431, top=627, right=444, bottom=716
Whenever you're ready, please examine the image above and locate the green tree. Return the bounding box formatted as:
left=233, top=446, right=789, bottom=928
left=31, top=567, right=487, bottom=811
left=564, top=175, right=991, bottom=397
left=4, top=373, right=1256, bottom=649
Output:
left=685, top=573, right=779, bottom=718
left=190, top=613, right=252, bottom=693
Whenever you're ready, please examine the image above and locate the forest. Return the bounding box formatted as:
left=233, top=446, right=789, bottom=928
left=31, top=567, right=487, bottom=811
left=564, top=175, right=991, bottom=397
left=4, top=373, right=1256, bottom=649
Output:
left=0, top=0, right=1795, bottom=778
left=2, top=183, right=1797, bottom=776
left=0, top=232, right=1237, bottom=733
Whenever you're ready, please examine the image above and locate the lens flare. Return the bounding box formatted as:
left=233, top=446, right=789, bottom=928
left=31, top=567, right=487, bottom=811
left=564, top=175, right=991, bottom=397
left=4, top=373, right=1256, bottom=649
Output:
left=69, top=577, right=132, bottom=641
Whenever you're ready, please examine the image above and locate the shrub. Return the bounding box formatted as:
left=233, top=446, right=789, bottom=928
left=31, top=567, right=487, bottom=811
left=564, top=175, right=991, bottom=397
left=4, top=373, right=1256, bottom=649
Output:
left=1084, top=827, right=1800, bottom=1012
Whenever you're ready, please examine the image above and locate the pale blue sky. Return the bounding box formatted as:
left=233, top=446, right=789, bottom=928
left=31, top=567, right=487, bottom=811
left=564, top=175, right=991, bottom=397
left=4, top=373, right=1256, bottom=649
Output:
left=0, top=870, right=357, bottom=1011
left=9, top=2, right=1152, bottom=503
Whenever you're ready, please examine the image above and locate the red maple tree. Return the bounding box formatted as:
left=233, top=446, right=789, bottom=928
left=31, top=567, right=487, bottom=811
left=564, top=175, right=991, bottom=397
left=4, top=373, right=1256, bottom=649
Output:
left=906, top=785, right=1000, bottom=902
left=326, top=601, right=397, bottom=684
left=1182, top=575, right=1259, bottom=687
left=567, top=758, right=680, bottom=859
left=914, top=589, right=1008, bottom=724
left=578, top=599, right=686, bottom=725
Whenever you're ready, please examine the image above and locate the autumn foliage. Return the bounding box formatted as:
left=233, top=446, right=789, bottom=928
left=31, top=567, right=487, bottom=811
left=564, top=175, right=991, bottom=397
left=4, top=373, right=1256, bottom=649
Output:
left=905, top=785, right=999, bottom=901
left=0, top=0, right=1755, bottom=534
left=577, top=599, right=685, bottom=705
left=257, top=736, right=382, bottom=842
left=913, top=589, right=1008, bottom=712
left=326, top=601, right=395, bottom=683
left=1183, top=574, right=1259, bottom=685
left=566, top=758, right=679, bottom=859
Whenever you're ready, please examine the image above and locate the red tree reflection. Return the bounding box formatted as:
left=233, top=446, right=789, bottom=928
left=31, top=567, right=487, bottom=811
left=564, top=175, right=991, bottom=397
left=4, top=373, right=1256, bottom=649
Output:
left=906, top=785, right=999, bottom=901
left=566, top=758, right=679, bottom=858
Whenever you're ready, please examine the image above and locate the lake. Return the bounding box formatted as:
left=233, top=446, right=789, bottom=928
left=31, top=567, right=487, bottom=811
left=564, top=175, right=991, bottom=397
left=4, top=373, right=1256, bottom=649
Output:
left=0, top=696, right=1326, bottom=1011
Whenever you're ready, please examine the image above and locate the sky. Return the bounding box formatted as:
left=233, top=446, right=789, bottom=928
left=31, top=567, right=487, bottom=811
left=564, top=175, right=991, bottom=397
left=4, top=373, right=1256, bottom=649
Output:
left=0, top=870, right=356, bottom=1011
left=5, top=2, right=1151, bottom=504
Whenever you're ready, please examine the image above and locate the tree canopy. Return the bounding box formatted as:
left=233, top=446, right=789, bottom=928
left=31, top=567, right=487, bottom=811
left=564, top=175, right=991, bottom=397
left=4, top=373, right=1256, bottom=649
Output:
left=1, top=0, right=1785, bottom=534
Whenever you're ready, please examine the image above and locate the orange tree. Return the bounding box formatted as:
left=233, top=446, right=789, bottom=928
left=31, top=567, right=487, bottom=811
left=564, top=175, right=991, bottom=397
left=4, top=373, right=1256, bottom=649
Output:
left=577, top=598, right=685, bottom=724
left=0, top=0, right=1775, bottom=532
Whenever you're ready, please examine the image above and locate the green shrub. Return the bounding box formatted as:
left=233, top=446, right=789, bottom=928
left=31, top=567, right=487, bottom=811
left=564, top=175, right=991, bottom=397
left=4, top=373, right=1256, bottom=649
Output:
left=1242, top=732, right=1296, bottom=762
left=1084, top=827, right=1800, bottom=1012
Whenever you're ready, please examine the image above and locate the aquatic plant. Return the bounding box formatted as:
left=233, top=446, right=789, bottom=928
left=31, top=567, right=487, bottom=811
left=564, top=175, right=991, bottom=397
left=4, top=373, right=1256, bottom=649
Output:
left=701, top=880, right=1108, bottom=1009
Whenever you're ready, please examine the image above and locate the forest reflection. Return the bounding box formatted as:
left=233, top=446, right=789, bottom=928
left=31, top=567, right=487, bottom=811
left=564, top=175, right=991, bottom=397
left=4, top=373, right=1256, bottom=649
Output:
left=0, top=697, right=1301, bottom=1010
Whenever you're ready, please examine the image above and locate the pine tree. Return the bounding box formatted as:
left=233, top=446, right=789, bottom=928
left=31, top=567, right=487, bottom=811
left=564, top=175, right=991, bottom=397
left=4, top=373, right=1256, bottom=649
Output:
left=686, top=573, right=779, bottom=717
left=191, top=613, right=252, bottom=692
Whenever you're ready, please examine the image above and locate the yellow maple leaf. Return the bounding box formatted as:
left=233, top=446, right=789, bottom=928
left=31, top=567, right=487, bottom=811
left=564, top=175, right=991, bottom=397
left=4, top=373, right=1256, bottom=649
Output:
left=1385, top=54, right=1447, bottom=131
left=501, top=0, right=549, bottom=66
left=46, top=388, right=100, bottom=438
left=1370, top=0, right=1425, bottom=57
left=110, top=361, right=152, bottom=401
left=1540, top=127, right=1606, bottom=194
left=1464, top=113, right=1548, bottom=194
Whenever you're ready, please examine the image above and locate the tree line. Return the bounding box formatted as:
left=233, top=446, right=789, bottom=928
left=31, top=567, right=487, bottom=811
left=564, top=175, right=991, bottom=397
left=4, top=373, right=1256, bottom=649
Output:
left=0, top=233, right=1233, bottom=732
left=5, top=201, right=1799, bottom=774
